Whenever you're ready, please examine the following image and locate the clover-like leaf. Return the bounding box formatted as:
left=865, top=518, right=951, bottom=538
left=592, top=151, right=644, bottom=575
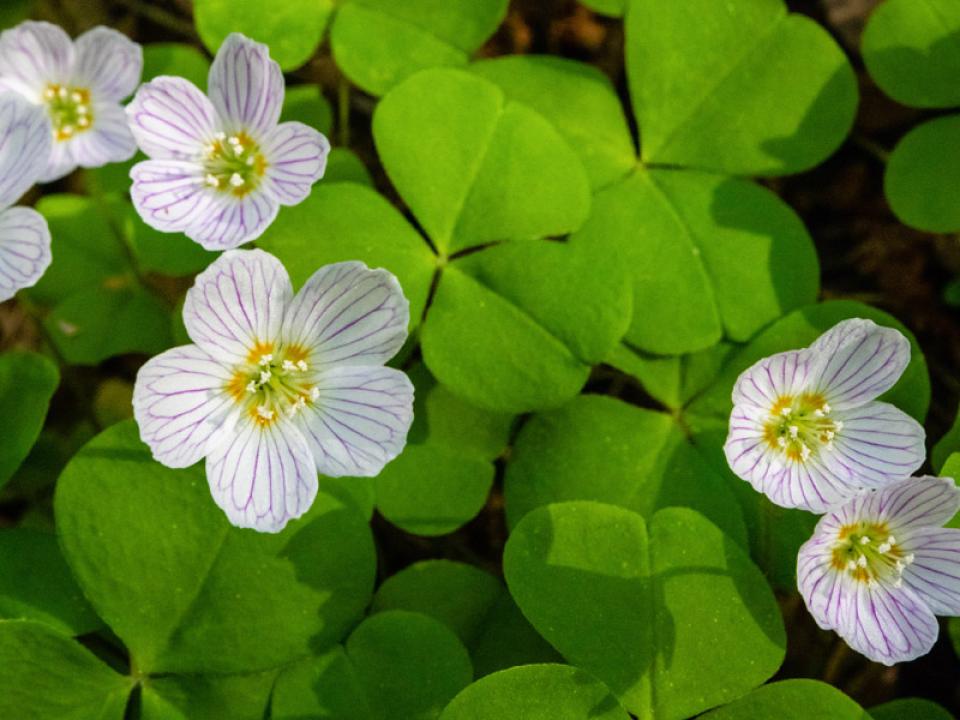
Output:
left=0, top=352, right=57, bottom=489
left=870, top=698, right=955, bottom=720
left=143, top=43, right=211, bottom=88
left=504, top=502, right=785, bottom=719
left=273, top=646, right=373, bottom=720
left=54, top=421, right=376, bottom=674
left=862, top=0, right=960, bottom=109
left=281, top=84, right=334, bottom=136
left=627, top=0, right=857, bottom=175
left=440, top=664, right=631, bottom=720
left=505, top=394, right=746, bottom=545
left=0, top=620, right=132, bottom=720
left=140, top=671, right=277, bottom=720
left=575, top=168, right=818, bottom=354
left=698, top=680, right=870, bottom=719
left=373, top=68, right=591, bottom=255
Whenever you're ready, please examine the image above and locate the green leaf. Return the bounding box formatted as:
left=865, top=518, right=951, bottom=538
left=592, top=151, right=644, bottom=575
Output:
left=422, top=238, right=631, bottom=413
left=324, top=148, right=374, bottom=187
left=627, top=0, right=857, bottom=175
left=440, top=664, right=631, bottom=720
left=933, top=404, right=960, bottom=473
left=331, top=0, right=508, bottom=96
left=194, top=0, right=332, bottom=71
left=505, top=394, right=746, bottom=546
left=259, top=182, right=436, bottom=330
left=0, top=0, right=30, bottom=29
left=885, top=115, right=960, bottom=233
left=140, top=671, right=276, bottom=720
left=577, top=168, right=818, bottom=354
left=579, top=0, right=624, bottom=18
left=504, top=503, right=785, bottom=719
left=870, top=698, right=955, bottom=720
left=27, top=194, right=129, bottom=307
left=0, top=352, right=57, bottom=488
left=273, top=646, right=373, bottom=720
left=44, top=285, right=173, bottom=365
left=282, top=84, right=334, bottom=135
left=471, top=56, right=635, bottom=189
left=143, top=43, right=211, bottom=88
left=121, top=202, right=218, bottom=277
left=0, top=529, right=101, bottom=636
left=345, top=610, right=473, bottom=720
left=371, top=560, right=503, bottom=645
left=606, top=340, right=736, bottom=410
left=862, top=0, right=960, bottom=108
left=54, top=421, right=376, bottom=674
left=468, top=591, right=562, bottom=678
left=373, top=68, right=591, bottom=255
left=0, top=620, right=131, bottom=720
left=698, top=680, right=870, bottom=719
left=686, top=300, right=930, bottom=425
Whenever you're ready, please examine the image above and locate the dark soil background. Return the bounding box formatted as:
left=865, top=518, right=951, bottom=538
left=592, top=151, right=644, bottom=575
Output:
left=2, top=0, right=959, bottom=714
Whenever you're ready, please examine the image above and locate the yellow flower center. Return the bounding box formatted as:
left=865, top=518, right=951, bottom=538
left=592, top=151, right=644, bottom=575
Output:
left=225, top=342, right=317, bottom=427
left=203, top=131, right=268, bottom=197
left=762, top=393, right=842, bottom=463
left=43, top=84, right=93, bottom=141
left=830, top=521, right=913, bottom=585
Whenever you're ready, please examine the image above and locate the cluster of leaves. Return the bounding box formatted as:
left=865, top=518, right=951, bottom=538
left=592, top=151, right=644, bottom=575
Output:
left=1, top=0, right=959, bottom=718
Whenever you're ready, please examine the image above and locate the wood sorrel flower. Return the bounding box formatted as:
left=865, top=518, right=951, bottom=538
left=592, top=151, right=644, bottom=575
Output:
left=798, top=476, right=960, bottom=665
left=126, top=33, right=330, bottom=251
left=0, top=21, right=141, bottom=182
left=132, top=250, right=413, bottom=533
left=0, top=93, right=52, bottom=302
left=724, top=318, right=925, bottom=513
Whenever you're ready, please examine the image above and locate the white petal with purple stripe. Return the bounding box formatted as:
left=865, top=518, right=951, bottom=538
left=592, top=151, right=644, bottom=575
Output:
left=184, top=187, right=280, bottom=251
left=0, top=207, right=51, bottom=302
left=208, top=33, right=284, bottom=138
left=57, top=101, right=137, bottom=176
left=126, top=76, right=217, bottom=159
left=261, top=121, right=330, bottom=205
left=71, top=26, right=142, bottom=102
left=0, top=93, right=51, bottom=208
left=0, top=21, right=74, bottom=99
left=130, top=159, right=215, bottom=233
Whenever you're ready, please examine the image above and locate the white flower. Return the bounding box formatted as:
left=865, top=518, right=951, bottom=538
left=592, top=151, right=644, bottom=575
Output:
left=724, top=318, right=925, bottom=513
left=133, top=250, right=413, bottom=533
left=0, top=93, right=52, bottom=302
left=0, top=21, right=141, bottom=182
left=125, top=33, right=330, bottom=251
left=799, top=476, right=960, bottom=665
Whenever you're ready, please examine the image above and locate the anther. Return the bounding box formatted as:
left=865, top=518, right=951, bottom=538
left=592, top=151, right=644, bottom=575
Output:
left=282, top=360, right=296, bottom=372
left=229, top=173, right=244, bottom=187
left=860, top=536, right=870, bottom=545
left=57, top=86, right=68, bottom=99
left=206, top=174, right=220, bottom=188
left=822, top=403, right=831, bottom=414
left=245, top=381, right=257, bottom=394
left=258, top=354, right=273, bottom=366
left=789, top=425, right=799, bottom=438
left=70, top=91, right=83, bottom=103
left=256, top=405, right=274, bottom=421
left=781, top=407, right=792, bottom=417
left=309, top=387, right=320, bottom=402
left=800, top=443, right=811, bottom=461
left=296, top=360, right=308, bottom=372
left=259, top=369, right=272, bottom=384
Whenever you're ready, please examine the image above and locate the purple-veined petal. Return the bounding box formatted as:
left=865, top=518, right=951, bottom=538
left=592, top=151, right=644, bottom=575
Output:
left=819, top=401, right=925, bottom=489
left=205, top=414, right=317, bottom=533
left=183, top=187, right=279, bottom=250
left=0, top=206, right=50, bottom=303
left=293, top=365, right=414, bottom=478
left=132, top=344, right=235, bottom=469
left=58, top=101, right=137, bottom=172
left=0, top=92, right=51, bottom=207
left=71, top=26, right=142, bottom=102
left=901, top=527, right=960, bottom=615
left=126, top=76, right=217, bottom=159
left=281, top=261, right=409, bottom=368
left=130, top=159, right=217, bottom=233
left=837, top=580, right=938, bottom=666
left=183, top=249, right=292, bottom=363
left=869, top=476, right=960, bottom=535
left=798, top=533, right=848, bottom=632
left=731, top=349, right=814, bottom=410
left=809, top=318, right=911, bottom=410
left=0, top=21, right=74, bottom=99
left=260, top=121, right=329, bottom=206
left=208, top=33, right=283, bottom=138
left=38, top=137, right=79, bottom=183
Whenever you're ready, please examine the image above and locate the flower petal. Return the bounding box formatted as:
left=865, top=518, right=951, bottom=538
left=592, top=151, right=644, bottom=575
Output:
left=872, top=476, right=960, bottom=534
left=820, top=401, right=925, bottom=489
left=205, top=415, right=317, bottom=533
left=132, top=344, right=235, bottom=469
left=71, top=26, right=142, bottom=101
left=809, top=318, right=911, bottom=410
left=130, top=159, right=216, bottom=233
left=184, top=188, right=279, bottom=250
left=126, top=76, right=217, bottom=159
left=261, top=121, right=329, bottom=206
left=0, top=21, right=74, bottom=99
left=207, top=33, right=283, bottom=138
left=293, top=365, right=414, bottom=477
left=838, top=580, right=938, bottom=666
left=57, top=102, right=137, bottom=173
left=0, top=207, right=50, bottom=302
left=281, top=261, right=409, bottom=368
left=901, top=528, right=960, bottom=615
left=0, top=92, right=51, bottom=207
left=183, top=249, right=292, bottom=363
left=798, top=533, right=848, bottom=632
left=731, top=349, right=814, bottom=410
